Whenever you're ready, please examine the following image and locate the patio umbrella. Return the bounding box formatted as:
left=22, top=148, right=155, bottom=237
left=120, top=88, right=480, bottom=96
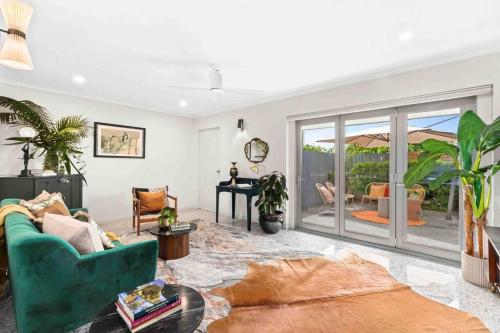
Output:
left=317, top=125, right=456, bottom=148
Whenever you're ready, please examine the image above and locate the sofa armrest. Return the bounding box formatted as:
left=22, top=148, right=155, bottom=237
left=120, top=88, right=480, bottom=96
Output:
left=8, top=235, right=158, bottom=332
left=78, top=239, right=158, bottom=287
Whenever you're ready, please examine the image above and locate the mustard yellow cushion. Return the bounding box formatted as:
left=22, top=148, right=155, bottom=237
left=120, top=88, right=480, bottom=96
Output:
left=138, top=190, right=165, bottom=213
left=369, top=184, right=386, bottom=198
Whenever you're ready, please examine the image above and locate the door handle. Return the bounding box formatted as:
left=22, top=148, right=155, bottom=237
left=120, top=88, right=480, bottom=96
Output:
left=216, top=170, right=221, bottom=174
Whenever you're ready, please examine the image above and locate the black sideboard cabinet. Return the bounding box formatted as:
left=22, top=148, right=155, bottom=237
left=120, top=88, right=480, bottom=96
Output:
left=0, top=175, right=83, bottom=209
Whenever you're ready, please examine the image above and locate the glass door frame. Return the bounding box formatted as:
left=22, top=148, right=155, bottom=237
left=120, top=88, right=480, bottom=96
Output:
left=293, top=96, right=476, bottom=261
left=395, top=97, right=476, bottom=261
left=338, top=108, right=397, bottom=247
left=295, top=115, right=340, bottom=235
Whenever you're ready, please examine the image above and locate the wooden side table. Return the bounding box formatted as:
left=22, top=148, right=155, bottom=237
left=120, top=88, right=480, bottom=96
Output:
left=345, top=193, right=355, bottom=207
left=149, top=223, right=197, bottom=260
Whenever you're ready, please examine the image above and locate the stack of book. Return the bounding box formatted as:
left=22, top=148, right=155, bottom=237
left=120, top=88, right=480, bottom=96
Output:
left=116, top=279, right=182, bottom=332
left=170, top=221, right=191, bottom=232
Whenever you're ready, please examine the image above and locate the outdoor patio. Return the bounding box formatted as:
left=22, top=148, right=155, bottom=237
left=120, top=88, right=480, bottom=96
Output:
left=301, top=200, right=459, bottom=252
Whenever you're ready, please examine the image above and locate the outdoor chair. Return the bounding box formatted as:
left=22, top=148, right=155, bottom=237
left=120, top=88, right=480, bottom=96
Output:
left=325, top=181, right=336, bottom=196
left=316, top=183, right=335, bottom=209
left=325, top=182, right=355, bottom=207
left=361, top=182, right=388, bottom=207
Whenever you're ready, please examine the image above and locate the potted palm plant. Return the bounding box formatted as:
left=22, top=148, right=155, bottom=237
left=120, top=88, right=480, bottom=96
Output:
left=404, top=110, right=499, bottom=287
left=0, top=97, right=89, bottom=178
left=255, top=171, right=289, bottom=234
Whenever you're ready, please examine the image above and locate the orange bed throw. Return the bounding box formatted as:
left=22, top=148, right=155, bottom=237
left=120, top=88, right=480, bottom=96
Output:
left=208, top=254, right=488, bottom=333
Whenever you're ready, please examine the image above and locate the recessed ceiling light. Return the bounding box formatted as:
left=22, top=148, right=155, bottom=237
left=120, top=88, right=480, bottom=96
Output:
left=179, top=99, right=188, bottom=108
left=399, top=30, right=414, bottom=43
left=73, top=74, right=86, bottom=84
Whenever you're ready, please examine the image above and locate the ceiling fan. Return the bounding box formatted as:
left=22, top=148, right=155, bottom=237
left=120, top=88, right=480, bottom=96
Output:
left=164, top=64, right=263, bottom=95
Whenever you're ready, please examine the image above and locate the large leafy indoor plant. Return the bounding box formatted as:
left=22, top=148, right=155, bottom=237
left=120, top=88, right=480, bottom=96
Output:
left=0, top=97, right=89, bottom=178
left=404, top=110, right=499, bottom=286
left=255, top=171, right=289, bottom=234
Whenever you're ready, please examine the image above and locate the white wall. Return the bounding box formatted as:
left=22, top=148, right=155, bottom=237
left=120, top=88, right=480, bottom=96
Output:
left=1, top=52, right=498, bottom=226
left=0, top=83, right=197, bottom=221
left=195, top=52, right=500, bottom=227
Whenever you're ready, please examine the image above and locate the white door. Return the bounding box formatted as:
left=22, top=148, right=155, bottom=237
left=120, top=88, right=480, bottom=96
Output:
left=199, top=128, right=220, bottom=211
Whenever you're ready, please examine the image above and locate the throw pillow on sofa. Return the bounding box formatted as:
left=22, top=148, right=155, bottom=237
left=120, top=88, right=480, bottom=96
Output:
left=43, top=213, right=104, bottom=254
left=20, top=191, right=71, bottom=218
left=73, top=211, right=116, bottom=249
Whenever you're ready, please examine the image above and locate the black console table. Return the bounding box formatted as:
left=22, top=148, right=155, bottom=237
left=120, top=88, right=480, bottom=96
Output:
left=0, top=174, right=83, bottom=209
left=216, top=178, right=259, bottom=231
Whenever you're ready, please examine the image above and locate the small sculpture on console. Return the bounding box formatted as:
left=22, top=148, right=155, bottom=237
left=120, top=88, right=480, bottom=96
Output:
left=229, top=162, right=238, bottom=186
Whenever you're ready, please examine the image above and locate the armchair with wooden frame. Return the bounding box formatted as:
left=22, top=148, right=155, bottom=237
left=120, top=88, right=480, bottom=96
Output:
left=132, top=186, right=178, bottom=236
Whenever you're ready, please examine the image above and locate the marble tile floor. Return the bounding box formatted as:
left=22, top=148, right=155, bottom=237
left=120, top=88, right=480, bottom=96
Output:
left=106, top=209, right=500, bottom=332
left=0, top=209, right=499, bottom=332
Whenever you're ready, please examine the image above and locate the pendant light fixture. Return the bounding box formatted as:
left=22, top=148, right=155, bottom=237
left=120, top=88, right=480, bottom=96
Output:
left=0, top=0, right=34, bottom=70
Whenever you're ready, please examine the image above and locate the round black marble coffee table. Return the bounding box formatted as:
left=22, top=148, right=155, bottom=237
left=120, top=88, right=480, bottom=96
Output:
left=89, top=285, right=205, bottom=333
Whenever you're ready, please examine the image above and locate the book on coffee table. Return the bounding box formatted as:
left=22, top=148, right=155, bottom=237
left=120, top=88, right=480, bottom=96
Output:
left=117, top=279, right=179, bottom=321
left=116, top=299, right=182, bottom=332
left=170, top=221, right=191, bottom=231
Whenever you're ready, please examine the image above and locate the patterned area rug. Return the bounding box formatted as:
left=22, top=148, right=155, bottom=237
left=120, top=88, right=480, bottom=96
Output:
left=80, top=217, right=320, bottom=332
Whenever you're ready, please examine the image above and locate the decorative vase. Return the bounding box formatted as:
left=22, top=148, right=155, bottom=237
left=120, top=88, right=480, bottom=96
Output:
left=461, top=251, right=489, bottom=288
left=158, top=218, right=168, bottom=231
left=230, top=162, right=238, bottom=186
left=259, top=211, right=283, bottom=234
left=57, top=164, right=65, bottom=176
left=461, top=185, right=489, bottom=288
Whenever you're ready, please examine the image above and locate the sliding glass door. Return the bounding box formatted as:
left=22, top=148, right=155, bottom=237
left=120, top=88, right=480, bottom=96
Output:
left=297, top=116, right=339, bottom=234
left=339, top=109, right=396, bottom=247
left=295, top=97, right=474, bottom=260
left=395, top=98, right=474, bottom=260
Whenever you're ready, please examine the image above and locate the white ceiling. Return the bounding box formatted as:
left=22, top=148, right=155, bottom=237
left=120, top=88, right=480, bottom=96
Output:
left=1, top=0, right=499, bottom=117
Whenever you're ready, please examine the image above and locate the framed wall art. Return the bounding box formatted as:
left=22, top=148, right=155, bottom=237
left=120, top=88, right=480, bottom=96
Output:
left=94, top=122, right=145, bottom=158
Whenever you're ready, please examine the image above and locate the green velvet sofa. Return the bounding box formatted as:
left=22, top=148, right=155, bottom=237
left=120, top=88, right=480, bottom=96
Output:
left=1, top=199, right=158, bottom=333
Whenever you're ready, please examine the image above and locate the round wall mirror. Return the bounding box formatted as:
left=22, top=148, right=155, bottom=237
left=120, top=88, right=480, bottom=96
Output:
left=244, top=138, right=269, bottom=163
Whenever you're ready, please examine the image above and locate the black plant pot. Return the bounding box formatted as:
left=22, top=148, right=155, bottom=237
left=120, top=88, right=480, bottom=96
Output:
left=259, top=211, right=283, bottom=234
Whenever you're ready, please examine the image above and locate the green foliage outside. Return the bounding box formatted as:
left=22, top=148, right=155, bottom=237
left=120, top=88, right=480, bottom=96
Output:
left=303, top=144, right=334, bottom=153
left=420, top=184, right=458, bottom=212
left=303, top=142, right=462, bottom=212
left=347, top=161, right=390, bottom=195
left=304, top=143, right=421, bottom=154
left=345, top=159, right=457, bottom=212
